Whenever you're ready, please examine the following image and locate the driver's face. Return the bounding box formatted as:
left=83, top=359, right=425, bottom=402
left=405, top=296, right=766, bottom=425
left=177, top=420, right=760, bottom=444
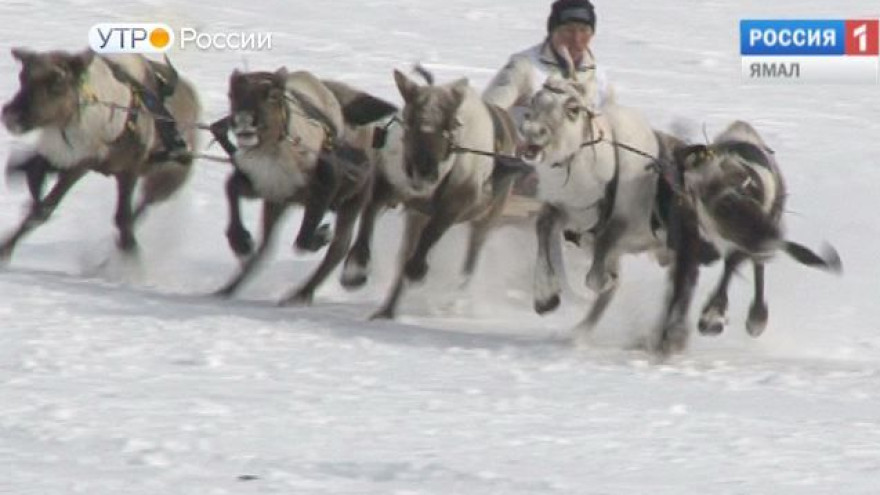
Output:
left=551, top=22, right=594, bottom=64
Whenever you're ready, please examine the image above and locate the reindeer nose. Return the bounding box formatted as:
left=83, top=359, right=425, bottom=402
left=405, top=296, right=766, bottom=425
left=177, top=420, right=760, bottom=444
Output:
left=522, top=121, right=548, bottom=142
left=233, top=112, right=255, bottom=128
left=1, top=102, right=21, bottom=131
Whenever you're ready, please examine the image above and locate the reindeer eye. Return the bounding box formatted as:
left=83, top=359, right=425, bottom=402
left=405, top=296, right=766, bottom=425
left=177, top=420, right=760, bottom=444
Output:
left=45, top=75, right=67, bottom=94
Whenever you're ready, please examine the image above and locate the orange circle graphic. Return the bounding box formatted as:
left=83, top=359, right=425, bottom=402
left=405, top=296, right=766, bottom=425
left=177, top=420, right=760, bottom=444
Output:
left=150, top=27, right=171, bottom=48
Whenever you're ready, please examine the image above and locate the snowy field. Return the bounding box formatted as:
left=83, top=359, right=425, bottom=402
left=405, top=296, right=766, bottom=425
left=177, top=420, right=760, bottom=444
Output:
left=1, top=0, right=879, bottom=493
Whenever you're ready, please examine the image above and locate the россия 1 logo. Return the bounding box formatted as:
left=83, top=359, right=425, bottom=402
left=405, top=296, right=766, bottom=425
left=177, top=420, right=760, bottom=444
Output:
left=740, top=19, right=879, bottom=83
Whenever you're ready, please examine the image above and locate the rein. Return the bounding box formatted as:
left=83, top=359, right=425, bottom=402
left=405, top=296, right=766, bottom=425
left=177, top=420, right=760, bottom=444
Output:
left=380, top=112, right=528, bottom=167
left=549, top=106, right=604, bottom=186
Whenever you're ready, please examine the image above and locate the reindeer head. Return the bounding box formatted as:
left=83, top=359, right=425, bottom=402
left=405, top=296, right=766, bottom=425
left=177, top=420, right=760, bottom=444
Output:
left=227, top=68, right=289, bottom=150
left=519, top=73, right=597, bottom=167
left=393, top=69, right=468, bottom=189
left=2, top=48, right=94, bottom=134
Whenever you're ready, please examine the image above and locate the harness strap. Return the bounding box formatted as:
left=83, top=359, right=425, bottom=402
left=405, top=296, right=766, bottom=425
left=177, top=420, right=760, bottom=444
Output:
left=485, top=103, right=517, bottom=155
left=284, top=88, right=339, bottom=149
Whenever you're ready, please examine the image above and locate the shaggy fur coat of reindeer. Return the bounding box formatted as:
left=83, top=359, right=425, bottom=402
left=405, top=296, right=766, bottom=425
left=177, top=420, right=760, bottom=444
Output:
left=677, top=120, right=842, bottom=337
left=364, top=70, right=520, bottom=320
left=212, top=68, right=396, bottom=305
left=1, top=48, right=200, bottom=261
left=519, top=46, right=715, bottom=353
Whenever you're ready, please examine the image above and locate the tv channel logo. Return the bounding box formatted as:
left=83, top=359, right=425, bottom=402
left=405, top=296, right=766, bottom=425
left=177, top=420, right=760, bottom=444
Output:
left=740, top=19, right=879, bottom=83
left=89, top=23, right=174, bottom=54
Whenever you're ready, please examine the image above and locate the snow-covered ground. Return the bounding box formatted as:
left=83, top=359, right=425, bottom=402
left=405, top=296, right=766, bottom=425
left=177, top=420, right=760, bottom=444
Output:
left=2, top=1, right=879, bottom=493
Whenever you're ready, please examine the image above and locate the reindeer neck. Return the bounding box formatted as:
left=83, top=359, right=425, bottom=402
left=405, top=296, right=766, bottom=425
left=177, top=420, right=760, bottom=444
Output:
left=449, top=92, right=491, bottom=150
left=75, top=57, right=135, bottom=141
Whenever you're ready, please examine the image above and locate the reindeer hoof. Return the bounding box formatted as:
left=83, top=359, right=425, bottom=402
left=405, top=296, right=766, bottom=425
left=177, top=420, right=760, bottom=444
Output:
left=746, top=303, right=768, bottom=337
left=227, top=229, right=254, bottom=257
left=341, top=272, right=368, bottom=290
left=213, top=288, right=234, bottom=299
left=534, top=294, right=561, bottom=315
left=0, top=244, right=14, bottom=264
left=212, top=281, right=238, bottom=298
left=280, top=291, right=313, bottom=307
left=369, top=307, right=394, bottom=320
left=295, top=224, right=332, bottom=253
left=655, top=321, right=690, bottom=356
left=585, top=270, right=617, bottom=294
left=698, top=309, right=727, bottom=336
left=117, top=235, right=139, bottom=253
left=404, top=258, right=428, bottom=282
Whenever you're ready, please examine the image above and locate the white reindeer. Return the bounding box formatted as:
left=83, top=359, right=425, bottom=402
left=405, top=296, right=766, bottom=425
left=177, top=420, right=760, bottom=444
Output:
left=520, top=51, right=707, bottom=353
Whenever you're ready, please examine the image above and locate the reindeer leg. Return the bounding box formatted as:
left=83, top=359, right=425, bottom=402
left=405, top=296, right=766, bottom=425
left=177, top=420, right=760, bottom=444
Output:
left=534, top=204, right=563, bottom=314
left=746, top=261, right=769, bottom=337
left=341, top=190, right=384, bottom=289
left=294, top=158, right=336, bottom=253
left=654, top=201, right=701, bottom=356
left=215, top=201, right=286, bottom=297
left=6, top=153, right=52, bottom=202
left=461, top=222, right=489, bottom=287
left=698, top=251, right=747, bottom=336
left=575, top=257, right=622, bottom=341
left=585, top=218, right=626, bottom=293
left=282, top=191, right=365, bottom=306
left=403, top=206, right=459, bottom=283
left=461, top=188, right=509, bottom=287
left=225, top=171, right=257, bottom=259
left=24, top=157, right=51, bottom=203
left=371, top=211, right=428, bottom=320
left=113, top=171, right=139, bottom=253
left=0, top=167, right=87, bottom=263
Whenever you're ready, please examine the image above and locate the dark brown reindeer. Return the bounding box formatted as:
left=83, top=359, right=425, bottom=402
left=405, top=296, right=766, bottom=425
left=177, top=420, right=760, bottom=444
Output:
left=210, top=68, right=396, bottom=304
left=676, top=120, right=842, bottom=337
left=1, top=48, right=200, bottom=261
left=361, top=69, right=523, bottom=319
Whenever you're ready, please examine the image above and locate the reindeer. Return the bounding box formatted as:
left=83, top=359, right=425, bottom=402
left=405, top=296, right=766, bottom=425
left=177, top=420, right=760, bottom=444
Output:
left=675, top=120, right=842, bottom=337
left=519, top=56, right=716, bottom=354
left=210, top=68, right=396, bottom=305
left=1, top=48, right=200, bottom=262
left=358, top=69, right=522, bottom=320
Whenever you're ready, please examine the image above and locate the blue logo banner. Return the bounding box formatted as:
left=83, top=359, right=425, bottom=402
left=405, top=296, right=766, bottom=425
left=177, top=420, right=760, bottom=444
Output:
left=741, top=20, right=845, bottom=56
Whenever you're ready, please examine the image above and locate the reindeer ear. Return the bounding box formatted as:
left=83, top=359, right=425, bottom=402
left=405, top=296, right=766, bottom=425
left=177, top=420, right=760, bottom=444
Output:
left=274, top=66, right=289, bottom=86
left=394, top=69, right=418, bottom=103
left=68, top=50, right=94, bottom=76
left=675, top=144, right=708, bottom=170
left=449, top=77, right=469, bottom=109
left=11, top=47, right=35, bottom=64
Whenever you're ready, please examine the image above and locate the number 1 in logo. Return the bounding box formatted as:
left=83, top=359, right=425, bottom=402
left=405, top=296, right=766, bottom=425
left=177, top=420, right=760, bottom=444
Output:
left=845, top=20, right=879, bottom=56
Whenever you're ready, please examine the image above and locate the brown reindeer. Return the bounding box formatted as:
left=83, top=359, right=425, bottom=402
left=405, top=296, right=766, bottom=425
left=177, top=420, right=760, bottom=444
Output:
left=337, top=69, right=529, bottom=297
left=210, top=68, right=396, bottom=304
left=357, top=69, right=522, bottom=319
left=1, top=49, right=200, bottom=262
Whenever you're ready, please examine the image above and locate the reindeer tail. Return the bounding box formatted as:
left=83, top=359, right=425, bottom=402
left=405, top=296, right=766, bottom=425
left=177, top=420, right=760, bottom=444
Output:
left=783, top=241, right=842, bottom=274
